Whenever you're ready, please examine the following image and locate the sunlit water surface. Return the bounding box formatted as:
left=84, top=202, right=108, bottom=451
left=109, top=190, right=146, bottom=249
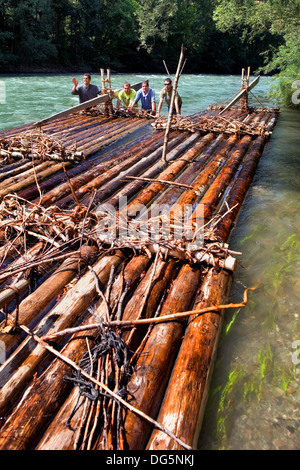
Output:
left=0, top=73, right=299, bottom=450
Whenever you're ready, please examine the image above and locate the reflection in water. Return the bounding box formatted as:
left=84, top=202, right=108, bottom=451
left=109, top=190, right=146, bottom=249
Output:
left=0, top=75, right=299, bottom=449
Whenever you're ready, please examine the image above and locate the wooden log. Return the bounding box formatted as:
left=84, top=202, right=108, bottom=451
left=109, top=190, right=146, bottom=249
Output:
left=0, top=122, right=35, bottom=138
left=147, top=268, right=232, bottom=450
left=56, top=120, right=123, bottom=149
left=91, top=258, right=180, bottom=451
left=219, top=76, right=260, bottom=115
left=102, top=263, right=202, bottom=450
left=47, top=115, right=112, bottom=135
left=121, top=258, right=179, bottom=350
left=73, top=119, right=137, bottom=151
left=0, top=251, right=125, bottom=423
left=20, top=131, right=158, bottom=202
left=106, top=133, right=199, bottom=211
left=0, top=162, right=69, bottom=200
left=34, top=132, right=166, bottom=208
left=0, top=255, right=150, bottom=450
left=33, top=94, right=110, bottom=127
left=192, top=134, right=253, bottom=223
left=213, top=135, right=266, bottom=241
left=171, top=134, right=239, bottom=219
left=0, top=161, right=52, bottom=189
left=49, top=116, right=118, bottom=141
left=35, top=115, right=112, bottom=138
left=0, top=242, right=44, bottom=288
left=0, top=279, right=29, bottom=311
left=64, top=134, right=186, bottom=209
left=81, top=119, right=149, bottom=158
left=145, top=137, right=271, bottom=451
left=126, top=133, right=215, bottom=215
left=154, top=133, right=228, bottom=206
left=162, top=45, right=185, bottom=162
left=58, top=116, right=144, bottom=147
left=36, top=257, right=177, bottom=450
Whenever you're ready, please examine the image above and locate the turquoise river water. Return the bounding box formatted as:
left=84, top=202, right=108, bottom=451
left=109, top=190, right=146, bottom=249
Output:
left=0, top=73, right=299, bottom=450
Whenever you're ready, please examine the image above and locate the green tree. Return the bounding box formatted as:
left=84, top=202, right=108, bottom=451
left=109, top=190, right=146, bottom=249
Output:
left=135, top=0, right=178, bottom=52
left=134, top=0, right=222, bottom=72
left=0, top=0, right=57, bottom=68
left=90, top=0, right=139, bottom=70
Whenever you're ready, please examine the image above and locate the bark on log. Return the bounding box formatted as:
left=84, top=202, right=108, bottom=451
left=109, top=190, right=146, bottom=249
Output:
left=36, top=132, right=166, bottom=208
left=0, top=245, right=97, bottom=355
left=0, top=251, right=125, bottom=423
left=192, top=134, right=252, bottom=223
left=126, top=133, right=215, bottom=215
left=213, top=136, right=266, bottom=241
left=0, top=255, right=150, bottom=450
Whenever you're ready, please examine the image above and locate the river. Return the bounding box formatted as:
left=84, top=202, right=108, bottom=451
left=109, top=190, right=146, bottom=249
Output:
left=0, top=73, right=299, bottom=450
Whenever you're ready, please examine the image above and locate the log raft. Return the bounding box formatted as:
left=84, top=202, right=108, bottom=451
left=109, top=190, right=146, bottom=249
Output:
left=0, top=96, right=280, bottom=450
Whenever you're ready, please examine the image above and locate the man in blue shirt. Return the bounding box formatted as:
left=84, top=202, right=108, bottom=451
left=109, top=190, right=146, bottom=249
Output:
left=129, top=81, right=156, bottom=113
left=71, top=73, right=100, bottom=104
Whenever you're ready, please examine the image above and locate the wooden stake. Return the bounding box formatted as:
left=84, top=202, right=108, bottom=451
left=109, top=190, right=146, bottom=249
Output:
left=162, top=45, right=186, bottom=162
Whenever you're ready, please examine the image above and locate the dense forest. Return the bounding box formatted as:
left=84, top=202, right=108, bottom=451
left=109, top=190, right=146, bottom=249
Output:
left=0, top=0, right=299, bottom=105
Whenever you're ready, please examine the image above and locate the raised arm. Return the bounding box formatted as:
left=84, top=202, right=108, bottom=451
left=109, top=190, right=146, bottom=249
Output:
left=71, top=77, right=79, bottom=93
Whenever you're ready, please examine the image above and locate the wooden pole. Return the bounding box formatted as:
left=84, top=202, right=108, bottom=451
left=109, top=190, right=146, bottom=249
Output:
left=107, top=133, right=196, bottom=212
left=162, top=45, right=186, bottom=162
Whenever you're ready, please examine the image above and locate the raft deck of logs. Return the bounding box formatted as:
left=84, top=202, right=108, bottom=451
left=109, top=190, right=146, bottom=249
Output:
left=0, top=89, right=280, bottom=450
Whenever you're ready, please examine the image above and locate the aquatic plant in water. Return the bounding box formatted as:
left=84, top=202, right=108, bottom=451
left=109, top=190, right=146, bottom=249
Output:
left=215, top=343, right=274, bottom=446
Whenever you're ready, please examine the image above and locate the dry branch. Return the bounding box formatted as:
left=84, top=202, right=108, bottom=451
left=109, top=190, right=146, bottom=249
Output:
left=39, top=284, right=256, bottom=343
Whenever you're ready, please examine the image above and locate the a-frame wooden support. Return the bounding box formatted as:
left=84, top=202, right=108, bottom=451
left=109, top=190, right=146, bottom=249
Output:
left=100, top=68, right=114, bottom=117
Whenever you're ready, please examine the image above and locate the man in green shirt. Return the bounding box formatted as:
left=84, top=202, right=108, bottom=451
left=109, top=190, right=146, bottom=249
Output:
left=115, top=82, right=136, bottom=110
left=156, top=78, right=182, bottom=118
